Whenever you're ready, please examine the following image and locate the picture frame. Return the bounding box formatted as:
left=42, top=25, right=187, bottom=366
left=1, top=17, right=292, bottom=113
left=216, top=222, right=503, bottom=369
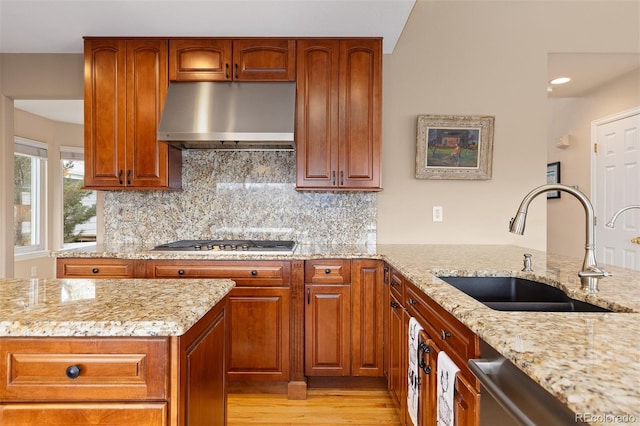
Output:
left=416, top=114, right=495, bottom=180
left=547, top=161, right=561, bottom=199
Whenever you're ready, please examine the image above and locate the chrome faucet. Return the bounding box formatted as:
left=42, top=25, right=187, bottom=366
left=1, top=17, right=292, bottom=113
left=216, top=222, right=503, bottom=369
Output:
left=605, top=205, right=640, bottom=228
left=509, top=184, right=609, bottom=291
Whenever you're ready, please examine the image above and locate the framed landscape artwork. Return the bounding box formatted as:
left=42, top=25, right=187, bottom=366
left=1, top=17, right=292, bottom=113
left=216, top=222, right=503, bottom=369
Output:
left=416, top=115, right=495, bottom=180
left=547, top=161, right=561, bottom=199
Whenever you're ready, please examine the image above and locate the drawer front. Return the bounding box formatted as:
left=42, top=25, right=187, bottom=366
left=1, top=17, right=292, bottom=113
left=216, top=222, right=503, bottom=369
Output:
left=56, top=258, right=137, bottom=278
left=305, top=260, right=351, bottom=284
left=0, top=338, right=168, bottom=401
left=405, top=283, right=479, bottom=385
left=389, top=268, right=404, bottom=299
left=0, top=402, right=167, bottom=426
left=147, top=260, right=290, bottom=286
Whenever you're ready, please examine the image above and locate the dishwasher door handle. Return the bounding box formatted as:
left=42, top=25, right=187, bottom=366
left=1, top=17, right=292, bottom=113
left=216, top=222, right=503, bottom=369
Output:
left=468, top=358, right=537, bottom=426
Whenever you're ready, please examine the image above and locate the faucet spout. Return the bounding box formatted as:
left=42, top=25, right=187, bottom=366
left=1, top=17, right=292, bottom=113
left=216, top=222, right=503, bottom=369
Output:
left=509, top=184, right=609, bottom=287
left=605, top=205, right=640, bottom=228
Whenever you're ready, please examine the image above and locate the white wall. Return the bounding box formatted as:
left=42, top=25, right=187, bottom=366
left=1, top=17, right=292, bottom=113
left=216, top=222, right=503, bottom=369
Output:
left=378, top=0, right=640, bottom=251
left=0, top=53, right=83, bottom=278
left=12, top=110, right=84, bottom=278
left=547, top=69, right=640, bottom=258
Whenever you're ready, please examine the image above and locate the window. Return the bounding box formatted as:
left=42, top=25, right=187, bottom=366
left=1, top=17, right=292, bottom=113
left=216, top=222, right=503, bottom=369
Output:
left=61, top=147, right=96, bottom=248
left=14, top=137, right=47, bottom=255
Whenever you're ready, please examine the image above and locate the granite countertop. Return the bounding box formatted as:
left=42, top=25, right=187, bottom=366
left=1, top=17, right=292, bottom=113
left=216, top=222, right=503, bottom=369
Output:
left=52, top=243, right=639, bottom=424
left=0, top=278, right=234, bottom=337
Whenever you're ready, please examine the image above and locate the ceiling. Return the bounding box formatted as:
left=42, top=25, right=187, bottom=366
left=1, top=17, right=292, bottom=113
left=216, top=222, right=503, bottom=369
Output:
left=0, top=0, right=416, bottom=54
left=4, top=1, right=639, bottom=123
left=547, top=53, right=640, bottom=98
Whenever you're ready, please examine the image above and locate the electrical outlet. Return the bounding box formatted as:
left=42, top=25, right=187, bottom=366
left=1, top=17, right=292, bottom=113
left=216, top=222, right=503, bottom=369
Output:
left=433, top=206, right=443, bottom=222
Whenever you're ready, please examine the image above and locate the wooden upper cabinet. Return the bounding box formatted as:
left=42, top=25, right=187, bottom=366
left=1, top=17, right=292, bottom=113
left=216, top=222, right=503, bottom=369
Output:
left=169, top=39, right=295, bottom=81
left=84, top=38, right=181, bottom=190
left=296, top=39, right=382, bottom=190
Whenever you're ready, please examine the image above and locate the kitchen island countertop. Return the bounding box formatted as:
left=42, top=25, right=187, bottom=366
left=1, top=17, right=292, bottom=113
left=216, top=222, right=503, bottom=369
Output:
left=0, top=278, right=234, bottom=337
left=53, top=243, right=640, bottom=425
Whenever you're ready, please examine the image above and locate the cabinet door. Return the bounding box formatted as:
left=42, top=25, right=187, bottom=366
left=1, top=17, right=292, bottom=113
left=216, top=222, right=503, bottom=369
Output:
left=453, top=373, right=480, bottom=426
left=125, top=39, right=177, bottom=189
left=169, top=39, right=232, bottom=81
left=295, top=39, right=340, bottom=189
left=233, top=39, right=295, bottom=81
left=84, top=38, right=126, bottom=188
left=304, top=284, right=350, bottom=376
left=351, top=259, right=384, bottom=376
left=338, top=39, right=382, bottom=189
left=387, top=292, right=406, bottom=413
left=415, top=333, right=437, bottom=426
left=183, top=307, right=226, bottom=426
left=226, top=287, right=290, bottom=381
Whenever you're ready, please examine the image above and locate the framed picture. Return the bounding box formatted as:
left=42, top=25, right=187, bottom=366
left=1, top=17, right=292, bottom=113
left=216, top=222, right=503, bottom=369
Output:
left=547, top=161, right=561, bottom=199
left=416, top=115, right=495, bottom=180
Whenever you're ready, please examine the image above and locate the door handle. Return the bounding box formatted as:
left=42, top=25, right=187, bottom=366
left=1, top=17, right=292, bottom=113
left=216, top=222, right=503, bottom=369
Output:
left=307, top=288, right=310, bottom=304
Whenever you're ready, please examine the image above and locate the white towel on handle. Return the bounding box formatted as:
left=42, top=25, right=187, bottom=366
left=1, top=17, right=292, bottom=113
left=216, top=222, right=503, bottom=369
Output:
left=407, top=317, right=424, bottom=426
left=436, top=351, right=460, bottom=426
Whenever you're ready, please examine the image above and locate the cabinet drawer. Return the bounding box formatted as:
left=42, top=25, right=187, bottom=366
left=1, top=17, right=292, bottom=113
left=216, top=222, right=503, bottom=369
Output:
left=305, top=260, right=351, bottom=284
left=56, top=258, right=138, bottom=278
left=147, top=260, right=290, bottom=286
left=0, top=402, right=167, bottom=425
left=0, top=338, right=168, bottom=401
left=389, top=268, right=404, bottom=299
left=405, top=283, right=479, bottom=385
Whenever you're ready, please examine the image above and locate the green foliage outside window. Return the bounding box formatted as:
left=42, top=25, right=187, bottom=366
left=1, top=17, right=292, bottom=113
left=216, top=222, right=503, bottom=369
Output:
left=63, top=161, right=96, bottom=243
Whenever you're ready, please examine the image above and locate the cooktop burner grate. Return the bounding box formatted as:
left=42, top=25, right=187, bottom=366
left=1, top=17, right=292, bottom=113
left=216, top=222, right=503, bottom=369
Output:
left=152, top=239, right=296, bottom=253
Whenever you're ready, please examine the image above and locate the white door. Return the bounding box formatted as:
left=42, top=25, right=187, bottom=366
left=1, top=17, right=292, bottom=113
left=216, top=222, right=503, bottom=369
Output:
left=593, top=108, right=640, bottom=270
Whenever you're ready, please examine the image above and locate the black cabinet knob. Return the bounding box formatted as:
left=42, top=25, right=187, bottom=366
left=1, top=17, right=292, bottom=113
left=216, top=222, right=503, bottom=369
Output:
left=178, top=269, right=185, bottom=275
left=251, top=270, right=258, bottom=276
left=325, top=269, right=332, bottom=274
left=65, top=365, right=81, bottom=379
left=91, top=268, right=99, bottom=274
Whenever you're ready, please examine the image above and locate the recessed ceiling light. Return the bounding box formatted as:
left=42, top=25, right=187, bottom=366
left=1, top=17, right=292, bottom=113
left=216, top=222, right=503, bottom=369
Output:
left=550, top=77, right=571, bottom=85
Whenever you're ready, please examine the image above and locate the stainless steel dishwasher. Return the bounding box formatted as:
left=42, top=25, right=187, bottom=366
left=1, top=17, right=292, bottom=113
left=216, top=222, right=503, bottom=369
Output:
left=469, top=340, right=587, bottom=426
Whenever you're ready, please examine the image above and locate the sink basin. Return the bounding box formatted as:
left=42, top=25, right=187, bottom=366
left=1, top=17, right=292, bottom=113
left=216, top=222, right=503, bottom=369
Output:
left=439, top=276, right=611, bottom=312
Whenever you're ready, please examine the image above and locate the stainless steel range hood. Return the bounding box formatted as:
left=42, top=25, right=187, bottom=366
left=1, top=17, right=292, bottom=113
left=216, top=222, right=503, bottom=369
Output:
left=157, top=81, right=296, bottom=150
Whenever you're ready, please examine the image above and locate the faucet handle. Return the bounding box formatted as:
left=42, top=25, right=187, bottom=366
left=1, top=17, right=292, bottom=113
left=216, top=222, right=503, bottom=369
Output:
left=522, top=253, right=533, bottom=272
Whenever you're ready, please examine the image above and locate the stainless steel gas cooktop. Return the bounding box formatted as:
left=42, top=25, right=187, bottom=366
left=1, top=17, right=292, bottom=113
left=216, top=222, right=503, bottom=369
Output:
left=151, top=239, right=297, bottom=254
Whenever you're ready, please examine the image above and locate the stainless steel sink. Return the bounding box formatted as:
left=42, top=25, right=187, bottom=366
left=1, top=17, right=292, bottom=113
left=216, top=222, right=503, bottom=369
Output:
left=439, top=276, right=611, bottom=312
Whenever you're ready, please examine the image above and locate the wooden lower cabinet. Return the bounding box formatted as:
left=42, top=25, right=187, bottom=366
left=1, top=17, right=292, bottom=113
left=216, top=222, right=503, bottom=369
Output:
left=146, top=260, right=293, bottom=384
left=304, top=260, right=384, bottom=377
left=0, top=297, right=227, bottom=426
left=415, top=333, right=479, bottom=426
left=385, top=263, right=480, bottom=426
left=388, top=291, right=407, bottom=421
left=227, top=287, right=290, bottom=381
left=304, top=283, right=351, bottom=376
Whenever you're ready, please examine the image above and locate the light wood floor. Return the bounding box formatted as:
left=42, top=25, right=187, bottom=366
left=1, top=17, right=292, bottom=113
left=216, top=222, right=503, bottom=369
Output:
left=227, top=378, right=402, bottom=425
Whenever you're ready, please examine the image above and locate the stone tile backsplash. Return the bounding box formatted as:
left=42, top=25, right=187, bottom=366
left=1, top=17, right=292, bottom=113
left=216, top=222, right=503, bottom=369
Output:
left=103, top=151, right=377, bottom=246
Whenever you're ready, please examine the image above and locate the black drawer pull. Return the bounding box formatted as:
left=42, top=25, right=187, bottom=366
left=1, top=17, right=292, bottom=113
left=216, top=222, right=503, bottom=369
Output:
left=177, top=269, right=185, bottom=275
left=390, top=301, right=400, bottom=309
left=441, top=330, right=452, bottom=340
left=251, top=270, right=258, bottom=276
left=91, top=268, right=99, bottom=274
left=325, top=269, right=331, bottom=274
left=390, top=281, right=397, bottom=287
left=65, top=365, right=81, bottom=379
left=408, top=298, right=418, bottom=305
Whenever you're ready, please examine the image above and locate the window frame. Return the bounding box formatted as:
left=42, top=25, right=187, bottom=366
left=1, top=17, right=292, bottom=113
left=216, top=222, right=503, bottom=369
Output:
left=14, top=136, right=48, bottom=258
